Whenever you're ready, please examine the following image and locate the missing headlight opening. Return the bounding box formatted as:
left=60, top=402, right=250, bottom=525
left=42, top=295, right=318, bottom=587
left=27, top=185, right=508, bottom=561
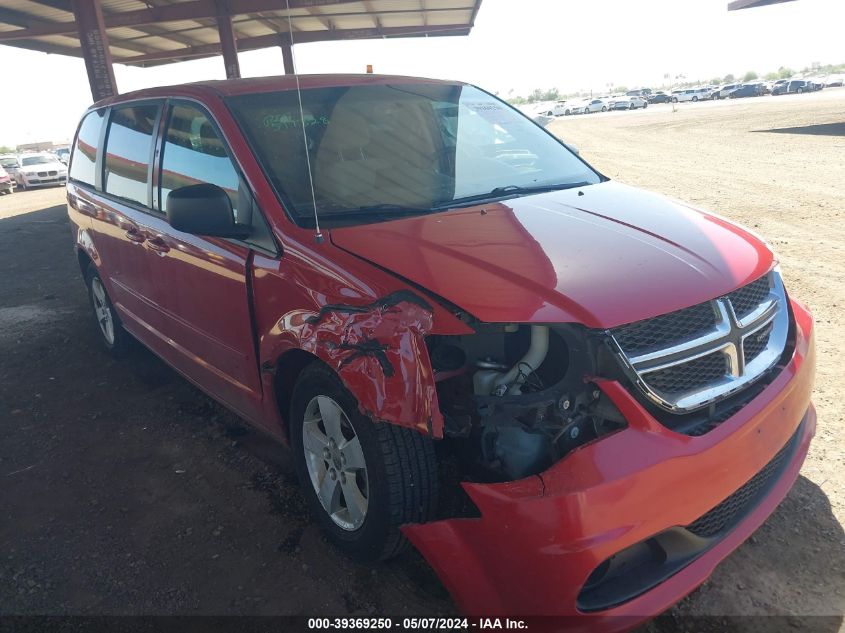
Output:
left=430, top=323, right=627, bottom=481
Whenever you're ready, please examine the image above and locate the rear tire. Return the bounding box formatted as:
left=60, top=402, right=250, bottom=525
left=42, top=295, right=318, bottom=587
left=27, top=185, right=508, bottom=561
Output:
left=290, top=363, right=438, bottom=562
left=601, top=106, right=607, bottom=112
left=85, top=264, right=132, bottom=358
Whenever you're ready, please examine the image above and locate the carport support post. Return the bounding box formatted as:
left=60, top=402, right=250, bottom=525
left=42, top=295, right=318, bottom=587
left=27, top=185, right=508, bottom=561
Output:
left=71, top=0, right=117, bottom=102
left=280, top=36, right=295, bottom=75
left=216, top=7, right=241, bottom=79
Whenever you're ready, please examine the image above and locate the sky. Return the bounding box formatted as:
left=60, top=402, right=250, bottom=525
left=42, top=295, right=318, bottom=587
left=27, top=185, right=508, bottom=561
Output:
left=0, top=0, right=843, bottom=147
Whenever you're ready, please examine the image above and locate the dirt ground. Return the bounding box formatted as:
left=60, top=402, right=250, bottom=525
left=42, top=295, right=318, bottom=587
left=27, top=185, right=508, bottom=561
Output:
left=1, top=90, right=843, bottom=628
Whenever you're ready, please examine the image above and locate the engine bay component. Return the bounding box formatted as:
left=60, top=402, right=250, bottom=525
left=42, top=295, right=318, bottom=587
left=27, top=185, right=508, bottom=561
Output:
left=473, top=325, right=549, bottom=397
left=431, top=323, right=627, bottom=481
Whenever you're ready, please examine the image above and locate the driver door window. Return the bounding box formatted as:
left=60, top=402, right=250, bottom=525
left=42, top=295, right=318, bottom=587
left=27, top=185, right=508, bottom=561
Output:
left=159, top=103, right=240, bottom=219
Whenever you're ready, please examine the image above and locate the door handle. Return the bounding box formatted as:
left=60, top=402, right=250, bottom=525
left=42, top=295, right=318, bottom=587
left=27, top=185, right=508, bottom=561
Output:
left=68, top=194, right=96, bottom=215
left=146, top=235, right=170, bottom=254
left=125, top=226, right=146, bottom=244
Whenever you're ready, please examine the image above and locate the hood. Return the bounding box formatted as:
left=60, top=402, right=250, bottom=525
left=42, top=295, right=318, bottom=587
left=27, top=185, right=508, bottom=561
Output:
left=329, top=181, right=774, bottom=329
left=20, top=162, right=64, bottom=174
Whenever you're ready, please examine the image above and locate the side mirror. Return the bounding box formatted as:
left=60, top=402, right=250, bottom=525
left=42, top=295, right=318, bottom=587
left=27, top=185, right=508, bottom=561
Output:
left=165, top=183, right=249, bottom=239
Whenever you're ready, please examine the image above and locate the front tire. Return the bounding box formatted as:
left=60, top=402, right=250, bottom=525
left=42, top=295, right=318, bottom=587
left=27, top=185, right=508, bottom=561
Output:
left=85, top=264, right=132, bottom=357
left=290, top=363, right=438, bottom=562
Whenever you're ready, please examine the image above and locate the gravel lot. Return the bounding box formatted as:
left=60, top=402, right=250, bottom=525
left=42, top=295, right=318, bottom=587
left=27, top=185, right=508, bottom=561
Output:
left=1, top=90, right=843, bottom=629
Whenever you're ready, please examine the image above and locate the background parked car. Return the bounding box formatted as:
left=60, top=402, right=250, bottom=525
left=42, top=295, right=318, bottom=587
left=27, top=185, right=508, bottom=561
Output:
left=583, top=98, right=608, bottom=113
left=628, top=95, right=648, bottom=109
left=14, top=153, right=68, bottom=189
left=648, top=91, right=672, bottom=104
left=0, top=165, right=14, bottom=194
left=772, top=79, right=810, bottom=95
left=693, top=87, right=716, bottom=100
left=728, top=84, right=763, bottom=98
left=608, top=95, right=631, bottom=110
left=671, top=89, right=698, bottom=103
left=0, top=154, right=20, bottom=179
left=715, top=84, right=741, bottom=99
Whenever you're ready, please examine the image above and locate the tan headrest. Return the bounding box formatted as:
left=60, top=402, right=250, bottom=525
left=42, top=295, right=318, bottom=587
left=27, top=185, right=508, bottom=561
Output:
left=318, top=108, right=370, bottom=158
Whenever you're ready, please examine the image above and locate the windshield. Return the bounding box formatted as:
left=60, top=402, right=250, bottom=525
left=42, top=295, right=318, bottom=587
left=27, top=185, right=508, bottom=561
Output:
left=0, top=157, right=17, bottom=168
left=227, top=83, right=600, bottom=226
left=21, top=155, right=52, bottom=166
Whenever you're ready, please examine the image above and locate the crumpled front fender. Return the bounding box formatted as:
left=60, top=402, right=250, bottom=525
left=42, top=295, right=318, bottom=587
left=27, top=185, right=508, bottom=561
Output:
left=278, top=290, right=444, bottom=436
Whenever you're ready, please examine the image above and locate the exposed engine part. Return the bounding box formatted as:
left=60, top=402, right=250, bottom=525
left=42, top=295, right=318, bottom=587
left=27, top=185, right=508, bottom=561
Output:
left=431, top=324, right=628, bottom=481
left=473, top=325, right=549, bottom=397
left=430, top=342, right=467, bottom=372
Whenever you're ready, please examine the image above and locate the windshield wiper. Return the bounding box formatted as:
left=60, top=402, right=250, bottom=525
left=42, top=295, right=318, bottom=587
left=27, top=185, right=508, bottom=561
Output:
left=432, top=181, right=593, bottom=210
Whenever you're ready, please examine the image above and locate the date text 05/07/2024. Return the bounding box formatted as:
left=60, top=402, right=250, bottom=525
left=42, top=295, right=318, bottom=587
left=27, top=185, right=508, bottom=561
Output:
left=307, top=618, right=528, bottom=630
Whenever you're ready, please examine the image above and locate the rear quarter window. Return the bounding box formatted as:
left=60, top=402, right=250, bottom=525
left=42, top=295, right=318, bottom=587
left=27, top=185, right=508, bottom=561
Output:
left=69, top=109, right=105, bottom=186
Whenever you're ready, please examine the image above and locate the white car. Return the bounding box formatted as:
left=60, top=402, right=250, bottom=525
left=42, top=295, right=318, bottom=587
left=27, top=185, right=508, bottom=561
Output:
left=582, top=98, right=608, bottom=113
left=693, top=87, right=717, bottom=100
left=627, top=95, right=648, bottom=109
left=535, top=101, right=571, bottom=117
left=15, top=153, right=68, bottom=189
left=670, top=89, right=705, bottom=103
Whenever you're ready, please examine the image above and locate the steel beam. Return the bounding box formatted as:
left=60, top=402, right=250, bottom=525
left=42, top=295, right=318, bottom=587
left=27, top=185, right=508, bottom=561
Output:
left=71, top=0, right=117, bottom=101
left=280, top=36, right=295, bottom=74
left=216, top=5, right=241, bottom=79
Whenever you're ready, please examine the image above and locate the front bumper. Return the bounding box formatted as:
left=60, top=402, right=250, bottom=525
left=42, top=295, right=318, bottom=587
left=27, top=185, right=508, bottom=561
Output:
left=21, top=175, right=67, bottom=187
left=0, top=179, right=13, bottom=192
left=404, top=299, right=815, bottom=627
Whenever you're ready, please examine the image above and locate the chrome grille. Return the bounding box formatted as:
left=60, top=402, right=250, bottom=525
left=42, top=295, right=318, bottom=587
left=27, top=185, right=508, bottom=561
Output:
left=612, top=302, right=717, bottom=355
left=609, top=271, right=789, bottom=412
left=728, top=276, right=770, bottom=318
left=646, top=353, right=729, bottom=396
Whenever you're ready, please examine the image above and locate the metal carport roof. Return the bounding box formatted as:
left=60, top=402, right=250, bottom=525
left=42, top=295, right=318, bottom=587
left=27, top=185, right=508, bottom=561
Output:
left=0, top=0, right=483, bottom=99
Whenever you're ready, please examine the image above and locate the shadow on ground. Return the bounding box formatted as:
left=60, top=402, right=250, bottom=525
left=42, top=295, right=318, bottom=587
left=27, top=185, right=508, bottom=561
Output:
left=753, top=122, right=845, bottom=136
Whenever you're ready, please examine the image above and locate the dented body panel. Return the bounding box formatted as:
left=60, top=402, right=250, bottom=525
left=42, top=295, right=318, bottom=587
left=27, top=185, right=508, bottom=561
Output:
left=250, top=241, right=472, bottom=439
left=403, top=301, right=815, bottom=622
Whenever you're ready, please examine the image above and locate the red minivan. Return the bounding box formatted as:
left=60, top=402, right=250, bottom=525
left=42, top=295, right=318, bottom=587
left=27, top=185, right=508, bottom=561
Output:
left=67, top=75, right=815, bottom=626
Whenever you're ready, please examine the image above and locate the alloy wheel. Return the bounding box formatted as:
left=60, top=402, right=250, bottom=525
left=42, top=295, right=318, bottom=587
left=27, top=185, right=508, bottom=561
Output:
left=302, top=395, right=369, bottom=531
left=91, top=277, right=115, bottom=345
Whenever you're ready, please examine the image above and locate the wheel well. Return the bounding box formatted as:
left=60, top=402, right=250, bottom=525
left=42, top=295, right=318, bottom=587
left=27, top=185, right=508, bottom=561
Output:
left=273, top=348, right=321, bottom=438
left=77, top=247, right=92, bottom=278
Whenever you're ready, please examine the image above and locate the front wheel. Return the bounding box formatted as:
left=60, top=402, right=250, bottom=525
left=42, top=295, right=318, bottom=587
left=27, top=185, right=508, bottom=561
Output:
left=291, top=363, right=438, bottom=562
